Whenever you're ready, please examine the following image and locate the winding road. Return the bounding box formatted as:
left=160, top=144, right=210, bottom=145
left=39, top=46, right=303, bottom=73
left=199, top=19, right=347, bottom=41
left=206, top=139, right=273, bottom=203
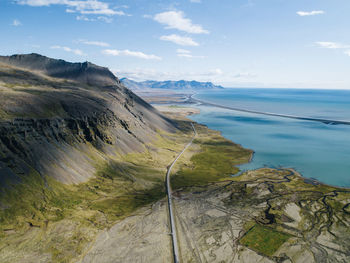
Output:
left=166, top=123, right=196, bottom=263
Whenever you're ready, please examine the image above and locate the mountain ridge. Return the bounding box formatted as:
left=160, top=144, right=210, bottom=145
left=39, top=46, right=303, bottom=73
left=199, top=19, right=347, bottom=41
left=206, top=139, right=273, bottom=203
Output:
left=0, top=53, right=120, bottom=88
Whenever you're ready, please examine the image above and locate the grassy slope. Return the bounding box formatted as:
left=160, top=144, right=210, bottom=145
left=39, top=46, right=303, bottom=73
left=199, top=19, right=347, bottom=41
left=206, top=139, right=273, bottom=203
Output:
left=0, top=124, right=192, bottom=262
left=171, top=123, right=253, bottom=189
left=0, top=66, right=194, bottom=262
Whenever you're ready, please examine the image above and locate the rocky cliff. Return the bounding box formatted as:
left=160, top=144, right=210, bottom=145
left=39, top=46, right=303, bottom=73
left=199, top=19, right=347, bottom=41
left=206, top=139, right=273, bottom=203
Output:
left=0, top=54, right=176, bottom=187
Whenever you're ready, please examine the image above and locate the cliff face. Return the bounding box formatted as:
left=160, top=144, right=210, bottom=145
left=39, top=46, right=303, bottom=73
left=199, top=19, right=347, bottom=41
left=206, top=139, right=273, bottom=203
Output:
left=0, top=54, right=176, bottom=186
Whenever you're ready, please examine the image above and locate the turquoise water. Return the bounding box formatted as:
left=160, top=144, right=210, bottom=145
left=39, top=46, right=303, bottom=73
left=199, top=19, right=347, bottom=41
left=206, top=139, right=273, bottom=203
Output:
left=188, top=89, right=350, bottom=187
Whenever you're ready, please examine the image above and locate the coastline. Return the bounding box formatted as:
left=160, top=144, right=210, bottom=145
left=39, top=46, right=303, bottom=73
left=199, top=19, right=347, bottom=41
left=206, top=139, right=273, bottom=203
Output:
left=155, top=103, right=350, bottom=190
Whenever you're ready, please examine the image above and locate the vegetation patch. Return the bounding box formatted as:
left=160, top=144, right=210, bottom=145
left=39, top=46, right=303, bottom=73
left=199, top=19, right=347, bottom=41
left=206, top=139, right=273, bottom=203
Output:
left=240, top=224, right=291, bottom=256
left=171, top=130, right=252, bottom=189
left=0, top=161, right=166, bottom=262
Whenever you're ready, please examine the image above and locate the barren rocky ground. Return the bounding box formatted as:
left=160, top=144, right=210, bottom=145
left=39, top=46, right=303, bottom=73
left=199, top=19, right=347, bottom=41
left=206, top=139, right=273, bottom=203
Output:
left=79, top=106, right=350, bottom=263
left=80, top=166, right=350, bottom=263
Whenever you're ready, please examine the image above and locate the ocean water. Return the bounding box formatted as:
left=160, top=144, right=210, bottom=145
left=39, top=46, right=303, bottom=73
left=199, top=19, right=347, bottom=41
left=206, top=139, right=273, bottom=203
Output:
left=188, top=89, right=350, bottom=187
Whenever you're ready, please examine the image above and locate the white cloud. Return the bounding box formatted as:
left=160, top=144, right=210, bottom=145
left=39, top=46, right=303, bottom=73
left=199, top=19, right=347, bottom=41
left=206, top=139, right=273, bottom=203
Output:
left=315, top=41, right=350, bottom=49
left=97, top=16, right=113, bottom=23
left=16, top=0, right=127, bottom=17
left=153, top=11, right=209, bottom=34
left=176, top=48, right=204, bottom=58
left=297, top=10, right=324, bottom=16
left=76, top=15, right=92, bottom=21
left=11, top=19, right=22, bottom=26
left=190, top=0, right=201, bottom=3
left=102, top=49, right=162, bottom=60
left=76, top=15, right=113, bottom=23
left=160, top=34, right=199, bottom=46
left=116, top=5, right=129, bottom=9
left=50, top=45, right=85, bottom=56
left=77, top=39, right=110, bottom=47
left=315, top=41, right=350, bottom=58
left=177, top=49, right=191, bottom=54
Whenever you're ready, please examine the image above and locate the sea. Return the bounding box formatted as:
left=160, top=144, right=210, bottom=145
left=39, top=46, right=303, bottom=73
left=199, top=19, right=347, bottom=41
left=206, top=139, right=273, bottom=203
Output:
left=187, top=88, right=350, bottom=187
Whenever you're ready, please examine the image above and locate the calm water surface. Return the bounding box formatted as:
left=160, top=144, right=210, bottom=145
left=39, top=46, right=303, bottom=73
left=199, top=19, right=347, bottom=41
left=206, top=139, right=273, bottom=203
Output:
left=188, top=89, right=350, bottom=187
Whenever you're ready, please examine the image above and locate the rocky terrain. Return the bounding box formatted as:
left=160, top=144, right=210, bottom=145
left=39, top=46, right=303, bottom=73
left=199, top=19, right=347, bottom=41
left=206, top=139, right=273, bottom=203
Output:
left=120, top=78, right=224, bottom=91
left=174, top=168, right=350, bottom=263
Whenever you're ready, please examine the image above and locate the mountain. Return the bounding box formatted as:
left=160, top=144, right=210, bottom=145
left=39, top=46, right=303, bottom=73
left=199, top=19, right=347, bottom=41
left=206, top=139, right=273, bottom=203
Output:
left=0, top=54, right=176, bottom=185
left=120, top=78, right=224, bottom=91
left=0, top=54, right=194, bottom=261
left=0, top=53, right=119, bottom=87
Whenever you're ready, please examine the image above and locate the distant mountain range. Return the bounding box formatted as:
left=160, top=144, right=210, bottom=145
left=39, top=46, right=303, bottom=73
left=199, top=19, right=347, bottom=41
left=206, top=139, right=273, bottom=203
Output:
left=121, top=78, right=224, bottom=91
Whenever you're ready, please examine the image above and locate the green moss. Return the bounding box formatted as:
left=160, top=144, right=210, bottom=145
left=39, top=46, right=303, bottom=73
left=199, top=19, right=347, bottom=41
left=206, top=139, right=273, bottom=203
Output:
left=0, top=169, right=81, bottom=230
left=240, top=224, right=291, bottom=256
left=0, top=160, right=167, bottom=261
left=243, top=220, right=256, bottom=231
left=89, top=184, right=165, bottom=221
left=171, top=136, right=252, bottom=189
left=0, top=108, right=10, bottom=120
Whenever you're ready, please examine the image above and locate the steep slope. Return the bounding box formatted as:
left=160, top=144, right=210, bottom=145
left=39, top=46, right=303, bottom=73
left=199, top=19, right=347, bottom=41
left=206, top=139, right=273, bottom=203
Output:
left=0, top=53, right=119, bottom=87
left=120, top=78, right=224, bottom=91
left=0, top=54, right=176, bottom=186
left=0, top=54, right=193, bottom=262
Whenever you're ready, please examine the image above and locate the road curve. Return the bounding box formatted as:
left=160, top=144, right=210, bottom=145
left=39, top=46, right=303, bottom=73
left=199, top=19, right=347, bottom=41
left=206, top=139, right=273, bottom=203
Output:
left=166, top=123, right=196, bottom=263
left=190, top=96, right=350, bottom=126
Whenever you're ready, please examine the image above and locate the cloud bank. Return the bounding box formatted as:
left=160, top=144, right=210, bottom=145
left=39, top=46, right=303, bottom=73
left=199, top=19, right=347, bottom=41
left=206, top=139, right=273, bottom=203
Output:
left=102, top=49, right=162, bottom=60
left=160, top=34, right=199, bottom=46
left=297, top=10, right=324, bottom=16
left=154, top=11, right=209, bottom=34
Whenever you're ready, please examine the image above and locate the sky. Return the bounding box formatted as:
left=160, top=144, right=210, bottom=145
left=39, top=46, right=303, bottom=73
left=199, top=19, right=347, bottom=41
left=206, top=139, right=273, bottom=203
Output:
left=1, top=0, right=350, bottom=89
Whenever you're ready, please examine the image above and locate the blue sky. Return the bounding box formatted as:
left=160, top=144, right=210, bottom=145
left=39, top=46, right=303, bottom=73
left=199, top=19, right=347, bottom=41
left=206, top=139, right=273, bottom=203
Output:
left=1, top=0, right=350, bottom=89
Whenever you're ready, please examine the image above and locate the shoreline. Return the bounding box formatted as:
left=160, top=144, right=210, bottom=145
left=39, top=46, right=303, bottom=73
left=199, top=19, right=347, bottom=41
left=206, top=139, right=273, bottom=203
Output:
left=155, top=103, right=350, bottom=190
